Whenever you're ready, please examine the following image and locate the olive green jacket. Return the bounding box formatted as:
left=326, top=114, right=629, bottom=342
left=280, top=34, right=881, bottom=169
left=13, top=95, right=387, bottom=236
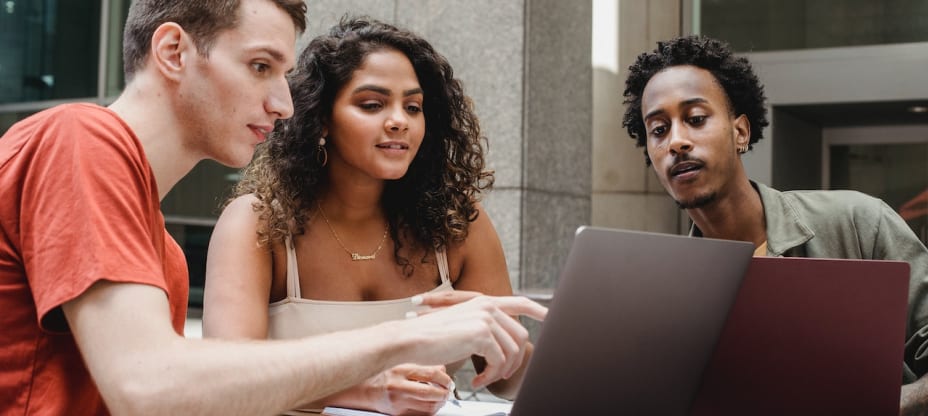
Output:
left=692, top=181, right=928, bottom=383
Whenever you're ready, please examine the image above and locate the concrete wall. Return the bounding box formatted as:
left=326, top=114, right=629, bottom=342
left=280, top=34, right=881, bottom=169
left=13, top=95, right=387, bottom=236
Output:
left=591, top=0, right=684, bottom=235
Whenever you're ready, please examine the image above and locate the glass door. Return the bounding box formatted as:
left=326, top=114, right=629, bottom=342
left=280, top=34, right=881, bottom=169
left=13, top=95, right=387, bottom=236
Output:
left=825, top=125, right=928, bottom=246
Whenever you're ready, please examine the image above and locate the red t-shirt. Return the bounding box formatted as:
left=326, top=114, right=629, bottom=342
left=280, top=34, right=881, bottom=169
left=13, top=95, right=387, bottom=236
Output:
left=0, top=103, right=189, bottom=414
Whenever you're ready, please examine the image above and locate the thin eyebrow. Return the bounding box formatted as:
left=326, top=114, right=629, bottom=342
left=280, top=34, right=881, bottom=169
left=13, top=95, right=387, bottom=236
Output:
left=644, top=97, right=709, bottom=121
left=403, top=87, right=423, bottom=97
left=352, top=85, right=423, bottom=97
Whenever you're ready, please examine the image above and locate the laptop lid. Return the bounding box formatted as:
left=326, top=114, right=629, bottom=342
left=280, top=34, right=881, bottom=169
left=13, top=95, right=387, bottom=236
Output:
left=510, top=226, right=754, bottom=415
left=691, top=256, right=910, bottom=416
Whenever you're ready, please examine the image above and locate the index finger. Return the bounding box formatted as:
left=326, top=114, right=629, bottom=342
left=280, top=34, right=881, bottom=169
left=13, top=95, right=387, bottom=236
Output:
left=485, top=296, right=548, bottom=322
left=415, top=290, right=484, bottom=307
left=422, top=294, right=548, bottom=322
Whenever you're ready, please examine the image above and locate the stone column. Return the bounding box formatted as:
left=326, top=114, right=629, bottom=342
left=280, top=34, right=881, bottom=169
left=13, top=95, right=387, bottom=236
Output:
left=591, top=0, right=684, bottom=234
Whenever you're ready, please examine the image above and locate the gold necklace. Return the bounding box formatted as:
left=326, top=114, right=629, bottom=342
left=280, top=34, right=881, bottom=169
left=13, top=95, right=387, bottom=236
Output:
left=316, top=202, right=389, bottom=261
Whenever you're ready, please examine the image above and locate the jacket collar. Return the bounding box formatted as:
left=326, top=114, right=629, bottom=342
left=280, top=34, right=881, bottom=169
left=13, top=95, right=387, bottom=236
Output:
left=689, top=181, right=814, bottom=256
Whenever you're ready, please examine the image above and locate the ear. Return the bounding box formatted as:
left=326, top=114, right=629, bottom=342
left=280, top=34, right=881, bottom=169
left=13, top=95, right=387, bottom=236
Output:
left=150, top=22, right=194, bottom=82
left=733, top=114, right=751, bottom=150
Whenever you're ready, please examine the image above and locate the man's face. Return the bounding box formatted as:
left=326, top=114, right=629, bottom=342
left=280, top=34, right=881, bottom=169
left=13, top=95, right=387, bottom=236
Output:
left=640, top=65, right=749, bottom=209
left=178, top=0, right=296, bottom=168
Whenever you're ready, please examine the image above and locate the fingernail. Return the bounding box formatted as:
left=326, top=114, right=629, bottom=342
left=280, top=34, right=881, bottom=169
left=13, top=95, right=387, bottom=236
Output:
left=410, top=294, right=424, bottom=305
left=405, top=311, right=418, bottom=319
left=471, top=379, right=484, bottom=390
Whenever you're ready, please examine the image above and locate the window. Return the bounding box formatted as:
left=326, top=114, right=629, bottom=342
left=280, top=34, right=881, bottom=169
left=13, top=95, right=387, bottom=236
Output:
left=692, top=0, right=928, bottom=52
left=1, top=0, right=226, bottom=311
left=0, top=0, right=128, bottom=131
left=161, top=160, right=242, bottom=309
left=830, top=141, right=928, bottom=246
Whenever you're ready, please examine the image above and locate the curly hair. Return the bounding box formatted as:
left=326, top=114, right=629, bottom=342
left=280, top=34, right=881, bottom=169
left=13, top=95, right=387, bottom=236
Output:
left=230, top=16, right=494, bottom=275
left=622, top=35, right=768, bottom=165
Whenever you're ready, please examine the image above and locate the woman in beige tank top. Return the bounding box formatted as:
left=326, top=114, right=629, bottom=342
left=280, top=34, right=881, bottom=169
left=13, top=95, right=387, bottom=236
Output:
left=202, top=17, right=529, bottom=415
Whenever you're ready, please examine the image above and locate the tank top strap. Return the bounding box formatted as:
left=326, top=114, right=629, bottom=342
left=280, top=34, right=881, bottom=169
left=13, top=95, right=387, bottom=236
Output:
left=436, top=248, right=451, bottom=285
left=285, top=236, right=302, bottom=299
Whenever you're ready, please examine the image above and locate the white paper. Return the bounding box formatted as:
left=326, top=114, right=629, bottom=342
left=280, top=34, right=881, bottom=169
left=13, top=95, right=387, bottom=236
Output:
left=436, top=399, right=512, bottom=416
left=320, top=407, right=385, bottom=416
left=321, top=400, right=511, bottom=416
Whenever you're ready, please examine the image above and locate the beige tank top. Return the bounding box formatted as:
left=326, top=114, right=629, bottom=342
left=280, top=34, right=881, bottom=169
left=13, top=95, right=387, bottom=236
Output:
left=267, top=237, right=453, bottom=339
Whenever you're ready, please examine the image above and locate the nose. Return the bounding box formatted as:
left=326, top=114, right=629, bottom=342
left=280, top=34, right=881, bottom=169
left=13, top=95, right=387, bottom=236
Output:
left=385, top=105, right=408, bottom=132
left=266, top=77, right=294, bottom=120
left=667, top=124, right=692, bottom=155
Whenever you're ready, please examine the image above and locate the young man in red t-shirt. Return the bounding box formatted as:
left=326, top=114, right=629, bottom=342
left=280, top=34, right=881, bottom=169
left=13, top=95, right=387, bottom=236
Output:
left=0, top=1, right=546, bottom=414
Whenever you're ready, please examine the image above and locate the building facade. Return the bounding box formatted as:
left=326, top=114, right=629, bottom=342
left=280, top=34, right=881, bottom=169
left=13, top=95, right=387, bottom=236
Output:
left=0, top=0, right=592, bottom=312
left=3, top=0, right=927, bottom=316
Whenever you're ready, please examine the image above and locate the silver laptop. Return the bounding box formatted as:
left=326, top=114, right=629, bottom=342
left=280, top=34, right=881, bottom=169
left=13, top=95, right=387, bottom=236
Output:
left=510, top=226, right=754, bottom=415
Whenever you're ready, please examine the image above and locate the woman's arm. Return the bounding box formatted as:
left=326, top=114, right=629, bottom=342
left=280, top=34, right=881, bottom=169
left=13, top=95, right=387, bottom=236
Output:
left=202, top=194, right=275, bottom=339
left=451, top=203, right=533, bottom=399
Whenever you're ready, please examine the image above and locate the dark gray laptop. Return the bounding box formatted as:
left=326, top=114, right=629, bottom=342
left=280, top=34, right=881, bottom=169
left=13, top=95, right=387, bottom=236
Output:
left=510, top=226, right=754, bottom=415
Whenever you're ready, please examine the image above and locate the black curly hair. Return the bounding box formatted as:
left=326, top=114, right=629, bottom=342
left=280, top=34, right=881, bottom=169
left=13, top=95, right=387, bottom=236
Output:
left=230, top=16, right=493, bottom=276
left=622, top=35, right=768, bottom=165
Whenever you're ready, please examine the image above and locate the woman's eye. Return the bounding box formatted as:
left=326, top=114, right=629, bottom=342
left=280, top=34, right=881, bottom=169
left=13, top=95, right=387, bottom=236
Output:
left=359, top=102, right=382, bottom=111
left=252, top=63, right=270, bottom=73
left=406, top=104, right=422, bottom=113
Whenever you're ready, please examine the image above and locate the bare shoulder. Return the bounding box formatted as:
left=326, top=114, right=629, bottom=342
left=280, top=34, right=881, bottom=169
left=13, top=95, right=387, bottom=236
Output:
left=204, top=193, right=275, bottom=338
left=214, top=194, right=265, bottom=234
left=463, top=202, right=498, bottom=245
left=447, top=202, right=496, bottom=258
left=209, top=193, right=273, bottom=257
left=222, top=194, right=262, bottom=218
left=449, top=202, right=511, bottom=294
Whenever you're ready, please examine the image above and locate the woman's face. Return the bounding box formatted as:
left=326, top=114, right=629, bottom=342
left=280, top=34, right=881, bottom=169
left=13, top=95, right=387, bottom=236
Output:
left=325, top=48, right=426, bottom=183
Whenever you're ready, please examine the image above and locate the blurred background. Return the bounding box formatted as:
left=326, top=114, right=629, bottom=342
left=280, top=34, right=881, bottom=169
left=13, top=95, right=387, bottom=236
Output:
left=2, top=0, right=927, bottom=395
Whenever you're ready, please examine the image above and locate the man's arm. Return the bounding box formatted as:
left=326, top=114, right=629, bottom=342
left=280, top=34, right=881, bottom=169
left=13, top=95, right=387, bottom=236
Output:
left=902, top=378, right=928, bottom=415
left=64, top=281, right=545, bottom=415
left=870, top=201, right=928, bottom=414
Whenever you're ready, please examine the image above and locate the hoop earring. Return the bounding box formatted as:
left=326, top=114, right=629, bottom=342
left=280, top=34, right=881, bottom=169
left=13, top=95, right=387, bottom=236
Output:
left=318, top=137, right=328, bottom=166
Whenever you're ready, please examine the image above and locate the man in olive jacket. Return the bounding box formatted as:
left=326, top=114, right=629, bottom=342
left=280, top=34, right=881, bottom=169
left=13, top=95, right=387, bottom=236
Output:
left=621, top=35, right=928, bottom=414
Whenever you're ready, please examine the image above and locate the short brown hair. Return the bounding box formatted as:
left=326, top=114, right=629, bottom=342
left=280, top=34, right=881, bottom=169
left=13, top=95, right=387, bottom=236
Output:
left=122, top=0, right=306, bottom=82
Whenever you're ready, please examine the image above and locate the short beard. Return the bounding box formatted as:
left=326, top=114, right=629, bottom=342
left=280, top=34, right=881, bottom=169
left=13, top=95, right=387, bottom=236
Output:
left=675, top=192, right=717, bottom=210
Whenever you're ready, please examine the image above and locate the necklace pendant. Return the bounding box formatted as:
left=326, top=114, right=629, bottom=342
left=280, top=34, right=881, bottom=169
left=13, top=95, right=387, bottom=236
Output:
left=351, top=253, right=376, bottom=261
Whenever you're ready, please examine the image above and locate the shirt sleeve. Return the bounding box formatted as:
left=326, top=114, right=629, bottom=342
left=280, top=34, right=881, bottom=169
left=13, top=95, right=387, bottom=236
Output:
left=873, top=200, right=928, bottom=380
left=18, top=108, right=166, bottom=332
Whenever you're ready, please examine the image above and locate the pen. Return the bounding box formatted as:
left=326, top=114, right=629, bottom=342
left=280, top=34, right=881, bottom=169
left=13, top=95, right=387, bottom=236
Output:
left=425, top=380, right=460, bottom=407
left=446, top=381, right=461, bottom=407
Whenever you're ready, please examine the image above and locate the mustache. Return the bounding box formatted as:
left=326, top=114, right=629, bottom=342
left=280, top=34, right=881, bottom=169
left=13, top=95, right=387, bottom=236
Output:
left=667, top=154, right=706, bottom=176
